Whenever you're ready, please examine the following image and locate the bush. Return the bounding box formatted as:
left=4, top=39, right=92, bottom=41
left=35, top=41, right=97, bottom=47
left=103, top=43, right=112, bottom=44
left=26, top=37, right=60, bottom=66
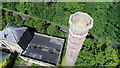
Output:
left=47, top=25, right=59, bottom=36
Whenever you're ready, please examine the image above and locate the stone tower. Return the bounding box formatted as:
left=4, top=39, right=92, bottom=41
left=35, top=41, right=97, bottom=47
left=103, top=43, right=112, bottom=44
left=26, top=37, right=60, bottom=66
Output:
left=62, top=12, right=93, bottom=66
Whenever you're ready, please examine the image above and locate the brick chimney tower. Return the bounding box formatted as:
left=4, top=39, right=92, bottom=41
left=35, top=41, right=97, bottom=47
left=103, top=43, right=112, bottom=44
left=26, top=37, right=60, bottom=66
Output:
left=62, top=12, right=93, bottom=66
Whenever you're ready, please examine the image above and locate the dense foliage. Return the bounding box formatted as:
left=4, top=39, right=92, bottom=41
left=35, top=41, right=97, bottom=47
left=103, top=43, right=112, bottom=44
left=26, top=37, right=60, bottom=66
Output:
left=76, top=37, right=119, bottom=66
left=2, top=2, right=119, bottom=42
left=1, top=2, right=120, bottom=66
left=47, top=25, right=65, bottom=37
left=1, top=9, right=65, bottom=37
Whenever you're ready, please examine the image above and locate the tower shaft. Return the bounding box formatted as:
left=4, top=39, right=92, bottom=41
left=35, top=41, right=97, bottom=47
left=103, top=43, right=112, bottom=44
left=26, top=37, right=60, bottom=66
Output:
left=62, top=12, right=93, bottom=66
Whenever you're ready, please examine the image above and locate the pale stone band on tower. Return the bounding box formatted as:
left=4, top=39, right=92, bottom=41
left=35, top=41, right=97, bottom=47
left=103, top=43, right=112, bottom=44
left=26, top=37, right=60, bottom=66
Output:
left=62, top=12, right=93, bottom=66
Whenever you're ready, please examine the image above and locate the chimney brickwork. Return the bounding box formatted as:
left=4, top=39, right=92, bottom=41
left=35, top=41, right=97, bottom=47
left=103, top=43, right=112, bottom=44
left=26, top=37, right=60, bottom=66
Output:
left=62, top=12, right=93, bottom=66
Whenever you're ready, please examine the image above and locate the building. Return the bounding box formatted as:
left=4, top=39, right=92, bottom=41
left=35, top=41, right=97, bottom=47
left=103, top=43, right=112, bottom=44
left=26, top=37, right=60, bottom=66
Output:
left=0, top=24, right=65, bottom=66
left=0, top=24, right=32, bottom=53
left=21, top=33, right=64, bottom=66
left=62, top=12, right=93, bottom=66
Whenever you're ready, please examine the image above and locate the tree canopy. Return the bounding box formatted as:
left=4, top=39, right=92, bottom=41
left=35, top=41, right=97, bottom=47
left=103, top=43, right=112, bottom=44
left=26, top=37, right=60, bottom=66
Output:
left=1, top=2, right=120, bottom=66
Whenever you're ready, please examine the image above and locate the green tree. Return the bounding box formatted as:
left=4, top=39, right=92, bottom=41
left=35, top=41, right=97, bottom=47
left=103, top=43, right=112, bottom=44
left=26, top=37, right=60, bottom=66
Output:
left=47, top=25, right=59, bottom=36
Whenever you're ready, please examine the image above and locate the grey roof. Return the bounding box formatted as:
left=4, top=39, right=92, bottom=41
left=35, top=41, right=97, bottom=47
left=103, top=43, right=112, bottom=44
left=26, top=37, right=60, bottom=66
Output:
left=60, top=28, right=69, bottom=33
left=111, top=43, right=120, bottom=49
left=0, top=24, right=27, bottom=43
left=22, top=33, right=65, bottom=65
left=0, top=30, right=1, bottom=33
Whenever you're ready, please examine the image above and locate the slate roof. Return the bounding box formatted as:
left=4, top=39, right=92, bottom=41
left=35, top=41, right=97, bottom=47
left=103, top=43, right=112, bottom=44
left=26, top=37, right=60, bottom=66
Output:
left=0, top=30, right=1, bottom=34
left=22, top=33, right=65, bottom=65
left=0, top=24, right=32, bottom=50
left=0, top=24, right=27, bottom=43
left=0, top=24, right=65, bottom=65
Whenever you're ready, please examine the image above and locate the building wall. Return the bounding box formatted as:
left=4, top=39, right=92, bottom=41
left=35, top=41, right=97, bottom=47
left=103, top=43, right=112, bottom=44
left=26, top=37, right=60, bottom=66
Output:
left=0, top=40, right=23, bottom=53
left=20, top=56, right=54, bottom=66
left=18, top=29, right=33, bottom=50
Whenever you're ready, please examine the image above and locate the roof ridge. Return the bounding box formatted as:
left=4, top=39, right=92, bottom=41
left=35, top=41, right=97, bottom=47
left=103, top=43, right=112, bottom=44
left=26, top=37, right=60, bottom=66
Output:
left=11, top=27, right=27, bottom=30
